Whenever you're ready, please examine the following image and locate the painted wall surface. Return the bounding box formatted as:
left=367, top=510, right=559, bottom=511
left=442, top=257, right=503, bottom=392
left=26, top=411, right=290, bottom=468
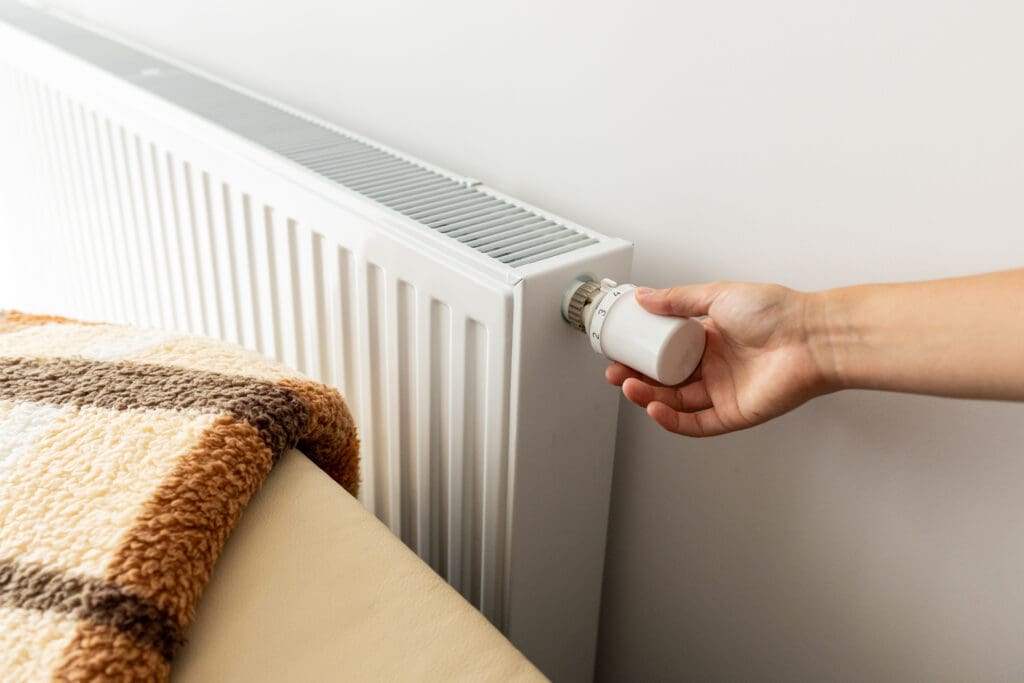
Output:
left=29, top=1, right=1024, bottom=679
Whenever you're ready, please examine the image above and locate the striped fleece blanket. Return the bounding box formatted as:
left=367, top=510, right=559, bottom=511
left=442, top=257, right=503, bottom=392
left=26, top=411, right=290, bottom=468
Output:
left=0, top=311, right=359, bottom=682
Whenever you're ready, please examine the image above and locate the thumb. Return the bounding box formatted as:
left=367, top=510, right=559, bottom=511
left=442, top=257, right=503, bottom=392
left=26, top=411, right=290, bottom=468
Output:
left=635, top=283, right=723, bottom=317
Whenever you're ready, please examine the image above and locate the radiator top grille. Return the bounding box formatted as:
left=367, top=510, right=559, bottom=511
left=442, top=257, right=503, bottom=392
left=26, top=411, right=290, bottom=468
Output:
left=3, top=4, right=598, bottom=267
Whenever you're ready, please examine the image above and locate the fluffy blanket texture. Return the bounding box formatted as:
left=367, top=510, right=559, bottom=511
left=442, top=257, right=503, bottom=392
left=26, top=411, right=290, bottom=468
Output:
left=0, top=311, right=359, bottom=681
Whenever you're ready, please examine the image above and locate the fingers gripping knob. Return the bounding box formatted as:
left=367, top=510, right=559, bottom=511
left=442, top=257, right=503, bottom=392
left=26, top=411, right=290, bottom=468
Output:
left=562, top=278, right=707, bottom=385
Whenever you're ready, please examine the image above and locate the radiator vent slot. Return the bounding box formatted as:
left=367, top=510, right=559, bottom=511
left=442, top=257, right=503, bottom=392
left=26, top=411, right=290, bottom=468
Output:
left=4, top=4, right=597, bottom=267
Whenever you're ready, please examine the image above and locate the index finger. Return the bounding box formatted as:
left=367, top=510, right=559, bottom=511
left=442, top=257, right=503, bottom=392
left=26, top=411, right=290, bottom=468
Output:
left=635, top=283, right=724, bottom=318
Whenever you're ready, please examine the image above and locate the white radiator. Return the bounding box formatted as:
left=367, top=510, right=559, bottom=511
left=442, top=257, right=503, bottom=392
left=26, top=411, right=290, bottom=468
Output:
left=0, top=3, right=632, bottom=680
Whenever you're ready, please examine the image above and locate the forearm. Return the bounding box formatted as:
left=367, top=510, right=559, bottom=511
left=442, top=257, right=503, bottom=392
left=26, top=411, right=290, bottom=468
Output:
left=809, top=269, right=1024, bottom=400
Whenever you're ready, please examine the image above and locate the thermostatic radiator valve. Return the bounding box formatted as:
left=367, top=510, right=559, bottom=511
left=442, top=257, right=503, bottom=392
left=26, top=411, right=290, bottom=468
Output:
left=562, top=278, right=707, bottom=386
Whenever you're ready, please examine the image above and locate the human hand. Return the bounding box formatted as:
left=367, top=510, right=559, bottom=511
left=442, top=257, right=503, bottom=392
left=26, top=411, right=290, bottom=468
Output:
left=605, top=282, right=834, bottom=437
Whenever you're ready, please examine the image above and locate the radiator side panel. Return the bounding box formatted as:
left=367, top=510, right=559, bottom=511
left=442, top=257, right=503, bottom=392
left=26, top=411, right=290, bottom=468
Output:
left=506, top=246, right=633, bottom=682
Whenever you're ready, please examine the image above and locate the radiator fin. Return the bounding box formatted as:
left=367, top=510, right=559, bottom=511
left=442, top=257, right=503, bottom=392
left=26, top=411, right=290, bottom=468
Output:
left=429, top=300, right=451, bottom=576
left=465, top=318, right=486, bottom=604
left=254, top=205, right=280, bottom=357
left=397, top=280, right=417, bottom=548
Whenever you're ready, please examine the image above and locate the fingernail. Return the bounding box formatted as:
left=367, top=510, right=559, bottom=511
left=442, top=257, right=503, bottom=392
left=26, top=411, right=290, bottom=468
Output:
left=635, top=287, right=653, bottom=297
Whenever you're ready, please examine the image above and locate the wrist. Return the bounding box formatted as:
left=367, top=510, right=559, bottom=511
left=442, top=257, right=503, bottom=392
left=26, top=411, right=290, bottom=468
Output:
left=801, top=288, right=849, bottom=393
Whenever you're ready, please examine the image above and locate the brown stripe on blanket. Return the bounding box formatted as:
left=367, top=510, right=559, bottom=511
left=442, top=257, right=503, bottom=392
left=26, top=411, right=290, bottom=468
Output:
left=280, top=378, right=360, bottom=494
left=48, top=414, right=285, bottom=674
left=56, top=417, right=275, bottom=673
left=0, top=356, right=358, bottom=492
left=0, top=559, right=182, bottom=660
left=110, top=417, right=275, bottom=627
left=54, top=622, right=171, bottom=683
left=0, top=356, right=307, bottom=462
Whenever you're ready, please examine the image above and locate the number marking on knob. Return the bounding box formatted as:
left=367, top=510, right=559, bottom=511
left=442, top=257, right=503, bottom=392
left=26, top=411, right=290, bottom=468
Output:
left=589, top=284, right=635, bottom=354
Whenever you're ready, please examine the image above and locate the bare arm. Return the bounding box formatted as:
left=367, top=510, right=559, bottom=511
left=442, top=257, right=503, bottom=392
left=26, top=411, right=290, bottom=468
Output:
left=813, top=269, right=1024, bottom=399
left=606, top=269, right=1024, bottom=437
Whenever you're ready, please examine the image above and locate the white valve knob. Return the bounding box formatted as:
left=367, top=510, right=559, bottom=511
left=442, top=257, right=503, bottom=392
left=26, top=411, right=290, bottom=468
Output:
left=562, top=278, right=706, bottom=385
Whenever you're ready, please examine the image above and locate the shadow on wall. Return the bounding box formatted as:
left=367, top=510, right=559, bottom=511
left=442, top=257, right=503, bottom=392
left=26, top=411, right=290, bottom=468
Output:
left=598, top=388, right=1024, bottom=682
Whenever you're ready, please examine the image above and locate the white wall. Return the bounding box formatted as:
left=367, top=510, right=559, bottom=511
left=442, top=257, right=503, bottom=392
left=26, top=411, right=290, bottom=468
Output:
left=38, top=0, right=1024, bottom=679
